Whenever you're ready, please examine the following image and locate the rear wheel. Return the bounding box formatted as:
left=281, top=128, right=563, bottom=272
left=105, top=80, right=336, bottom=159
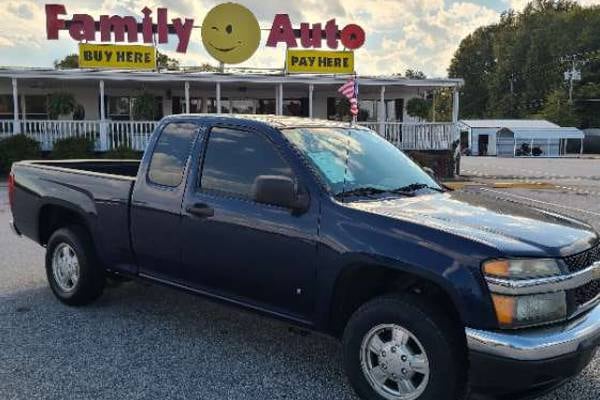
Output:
left=45, top=226, right=105, bottom=306
left=343, top=294, right=467, bottom=400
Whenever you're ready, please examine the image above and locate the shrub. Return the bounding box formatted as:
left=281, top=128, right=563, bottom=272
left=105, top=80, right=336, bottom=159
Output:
left=103, top=146, right=143, bottom=160
left=0, top=134, right=41, bottom=174
left=51, top=136, right=94, bottom=159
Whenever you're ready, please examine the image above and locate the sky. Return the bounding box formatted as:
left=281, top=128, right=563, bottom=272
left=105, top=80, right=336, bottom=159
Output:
left=0, top=0, right=599, bottom=78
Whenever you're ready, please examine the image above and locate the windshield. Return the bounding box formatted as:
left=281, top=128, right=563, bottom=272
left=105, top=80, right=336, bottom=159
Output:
left=282, top=127, right=441, bottom=197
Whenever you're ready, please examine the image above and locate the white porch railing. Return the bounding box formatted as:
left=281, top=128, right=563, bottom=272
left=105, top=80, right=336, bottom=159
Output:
left=0, top=120, right=158, bottom=151
left=359, top=122, right=457, bottom=150
left=1, top=119, right=456, bottom=152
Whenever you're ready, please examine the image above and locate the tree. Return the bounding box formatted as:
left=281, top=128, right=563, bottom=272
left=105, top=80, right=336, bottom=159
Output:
left=538, top=89, right=579, bottom=126
left=156, top=51, right=180, bottom=70
left=449, top=0, right=600, bottom=126
left=404, top=69, right=427, bottom=79
left=54, top=54, right=79, bottom=69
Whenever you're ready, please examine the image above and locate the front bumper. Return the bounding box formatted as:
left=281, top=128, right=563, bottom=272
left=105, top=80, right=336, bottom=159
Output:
left=466, top=303, right=600, bottom=398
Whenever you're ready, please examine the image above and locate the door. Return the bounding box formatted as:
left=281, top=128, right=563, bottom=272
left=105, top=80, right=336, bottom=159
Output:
left=180, top=125, right=319, bottom=319
left=478, top=134, right=489, bottom=156
left=131, top=121, right=204, bottom=281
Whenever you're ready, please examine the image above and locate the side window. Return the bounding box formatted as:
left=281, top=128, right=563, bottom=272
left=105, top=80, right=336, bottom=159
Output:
left=148, top=122, right=199, bottom=187
left=200, top=127, right=294, bottom=200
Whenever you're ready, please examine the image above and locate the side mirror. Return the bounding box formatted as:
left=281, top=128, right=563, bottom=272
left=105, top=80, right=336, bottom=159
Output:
left=253, top=175, right=309, bottom=213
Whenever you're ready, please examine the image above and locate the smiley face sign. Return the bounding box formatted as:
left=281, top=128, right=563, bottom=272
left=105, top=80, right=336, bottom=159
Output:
left=201, top=3, right=261, bottom=64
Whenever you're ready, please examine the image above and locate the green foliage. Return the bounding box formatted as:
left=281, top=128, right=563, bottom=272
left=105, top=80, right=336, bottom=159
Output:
left=132, top=93, right=161, bottom=120
left=449, top=0, right=600, bottom=127
left=54, top=54, right=79, bottom=69
left=537, top=89, right=580, bottom=126
left=156, top=51, right=180, bottom=71
left=51, top=137, right=94, bottom=159
left=47, top=92, right=76, bottom=119
left=406, top=98, right=432, bottom=120
left=404, top=69, right=427, bottom=79
left=103, top=146, right=143, bottom=160
left=0, top=135, right=40, bottom=174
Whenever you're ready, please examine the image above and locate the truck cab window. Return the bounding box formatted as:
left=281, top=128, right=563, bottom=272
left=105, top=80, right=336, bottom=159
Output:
left=148, top=123, right=199, bottom=187
left=200, top=127, right=293, bottom=200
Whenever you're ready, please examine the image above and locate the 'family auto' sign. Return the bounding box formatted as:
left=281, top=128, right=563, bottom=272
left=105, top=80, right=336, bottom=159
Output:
left=45, top=3, right=366, bottom=68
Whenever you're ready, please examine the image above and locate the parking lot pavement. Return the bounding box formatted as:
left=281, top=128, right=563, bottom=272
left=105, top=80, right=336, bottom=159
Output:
left=1, top=184, right=599, bottom=400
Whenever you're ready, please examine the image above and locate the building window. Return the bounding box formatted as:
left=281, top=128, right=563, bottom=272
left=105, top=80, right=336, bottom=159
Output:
left=0, top=95, right=13, bottom=120
left=24, top=95, right=48, bottom=120
left=107, top=96, right=130, bottom=121
left=173, top=97, right=203, bottom=114
left=207, top=98, right=230, bottom=113
left=283, top=98, right=308, bottom=117
left=230, top=99, right=255, bottom=114
left=258, top=99, right=276, bottom=114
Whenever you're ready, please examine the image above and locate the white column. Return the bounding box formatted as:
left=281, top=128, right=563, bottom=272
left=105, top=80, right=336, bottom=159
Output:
left=274, top=86, right=280, bottom=115
left=277, top=83, right=284, bottom=115
left=184, top=81, right=190, bottom=114
left=99, top=80, right=108, bottom=151
left=378, top=86, right=386, bottom=136
left=452, top=86, right=460, bottom=123
left=216, top=82, right=221, bottom=113
left=11, top=78, right=21, bottom=134
left=308, top=84, right=314, bottom=118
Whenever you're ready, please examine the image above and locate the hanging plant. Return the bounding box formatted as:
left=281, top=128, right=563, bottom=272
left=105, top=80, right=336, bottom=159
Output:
left=132, top=93, right=159, bottom=120
left=47, top=92, right=76, bottom=119
left=406, top=97, right=432, bottom=120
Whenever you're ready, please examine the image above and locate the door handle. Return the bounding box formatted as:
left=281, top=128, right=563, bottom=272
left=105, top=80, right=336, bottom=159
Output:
left=186, top=203, right=215, bottom=218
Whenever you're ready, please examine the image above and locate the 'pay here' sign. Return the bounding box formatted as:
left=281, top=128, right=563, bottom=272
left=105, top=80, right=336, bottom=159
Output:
left=286, top=50, right=354, bottom=74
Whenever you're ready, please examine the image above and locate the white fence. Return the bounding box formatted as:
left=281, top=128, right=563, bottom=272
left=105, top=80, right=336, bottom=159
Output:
left=359, top=122, right=457, bottom=150
left=1, top=119, right=457, bottom=152
left=0, top=120, right=157, bottom=151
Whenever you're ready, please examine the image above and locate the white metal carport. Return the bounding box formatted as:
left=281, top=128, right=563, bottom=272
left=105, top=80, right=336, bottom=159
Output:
left=496, top=127, right=585, bottom=157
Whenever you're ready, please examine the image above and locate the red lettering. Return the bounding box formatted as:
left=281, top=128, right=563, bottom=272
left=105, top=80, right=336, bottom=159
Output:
left=69, top=14, right=95, bottom=41
left=172, top=18, right=194, bottom=53
left=157, top=8, right=168, bottom=44
left=100, top=15, right=138, bottom=42
left=340, top=24, right=365, bottom=49
left=141, top=7, right=153, bottom=43
left=46, top=4, right=66, bottom=39
left=266, top=14, right=297, bottom=47
left=324, top=19, right=338, bottom=49
left=300, top=23, right=322, bottom=48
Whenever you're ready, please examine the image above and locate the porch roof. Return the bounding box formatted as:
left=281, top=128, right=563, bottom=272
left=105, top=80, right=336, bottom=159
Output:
left=0, top=67, right=463, bottom=88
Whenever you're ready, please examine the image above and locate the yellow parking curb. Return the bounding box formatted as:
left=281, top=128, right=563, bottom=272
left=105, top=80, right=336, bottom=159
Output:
left=491, top=181, right=555, bottom=189
left=442, top=181, right=478, bottom=190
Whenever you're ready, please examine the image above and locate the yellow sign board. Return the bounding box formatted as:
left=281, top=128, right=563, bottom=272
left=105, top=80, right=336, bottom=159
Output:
left=78, top=43, right=156, bottom=70
left=286, top=50, right=354, bottom=74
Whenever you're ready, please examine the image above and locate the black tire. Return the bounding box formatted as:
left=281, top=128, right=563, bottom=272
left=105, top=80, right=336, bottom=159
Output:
left=45, top=225, right=105, bottom=306
left=342, top=294, right=467, bottom=400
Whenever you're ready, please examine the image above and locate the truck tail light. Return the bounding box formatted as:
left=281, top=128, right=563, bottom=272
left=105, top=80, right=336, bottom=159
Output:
left=7, top=171, right=15, bottom=210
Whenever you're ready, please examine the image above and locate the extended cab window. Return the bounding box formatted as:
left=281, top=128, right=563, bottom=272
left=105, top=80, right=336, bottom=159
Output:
left=200, top=127, right=293, bottom=199
left=148, top=122, right=199, bottom=187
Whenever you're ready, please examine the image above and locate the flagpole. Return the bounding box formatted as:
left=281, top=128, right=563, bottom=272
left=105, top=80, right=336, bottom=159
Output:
left=352, top=72, right=358, bottom=126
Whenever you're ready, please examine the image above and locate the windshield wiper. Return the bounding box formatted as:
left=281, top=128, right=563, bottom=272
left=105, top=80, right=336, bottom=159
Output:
left=391, top=183, right=445, bottom=194
left=335, top=186, right=388, bottom=199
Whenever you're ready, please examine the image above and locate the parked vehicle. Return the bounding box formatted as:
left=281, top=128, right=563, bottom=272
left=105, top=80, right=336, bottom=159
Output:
left=9, top=115, right=600, bottom=400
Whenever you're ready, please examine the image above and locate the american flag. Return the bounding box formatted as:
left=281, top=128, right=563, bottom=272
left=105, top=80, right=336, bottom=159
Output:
left=338, top=77, right=359, bottom=116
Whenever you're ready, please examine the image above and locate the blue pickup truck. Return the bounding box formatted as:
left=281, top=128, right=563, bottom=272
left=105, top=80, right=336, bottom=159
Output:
left=8, top=115, right=600, bottom=400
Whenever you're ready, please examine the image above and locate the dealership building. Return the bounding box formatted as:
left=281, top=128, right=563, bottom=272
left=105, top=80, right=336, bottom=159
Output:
left=0, top=68, right=462, bottom=152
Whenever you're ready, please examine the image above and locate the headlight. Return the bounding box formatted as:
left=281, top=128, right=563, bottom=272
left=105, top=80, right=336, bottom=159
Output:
left=482, top=259, right=566, bottom=329
left=491, top=292, right=567, bottom=329
left=483, top=259, right=562, bottom=279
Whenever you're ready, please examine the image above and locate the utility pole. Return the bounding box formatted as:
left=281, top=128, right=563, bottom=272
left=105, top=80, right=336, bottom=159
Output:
left=563, top=56, right=581, bottom=105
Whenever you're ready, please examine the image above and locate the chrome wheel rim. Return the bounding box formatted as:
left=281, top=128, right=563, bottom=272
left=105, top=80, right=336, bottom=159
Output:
left=52, top=243, right=80, bottom=293
left=360, top=324, right=430, bottom=400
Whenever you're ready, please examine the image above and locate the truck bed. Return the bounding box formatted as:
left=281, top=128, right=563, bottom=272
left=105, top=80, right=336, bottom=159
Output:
left=10, top=159, right=139, bottom=272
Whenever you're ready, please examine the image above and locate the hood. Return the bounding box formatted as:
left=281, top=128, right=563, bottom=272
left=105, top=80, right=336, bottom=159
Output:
left=344, top=190, right=598, bottom=257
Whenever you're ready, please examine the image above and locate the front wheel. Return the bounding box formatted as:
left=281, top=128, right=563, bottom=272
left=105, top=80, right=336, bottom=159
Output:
left=343, top=294, right=467, bottom=400
left=45, top=226, right=105, bottom=306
